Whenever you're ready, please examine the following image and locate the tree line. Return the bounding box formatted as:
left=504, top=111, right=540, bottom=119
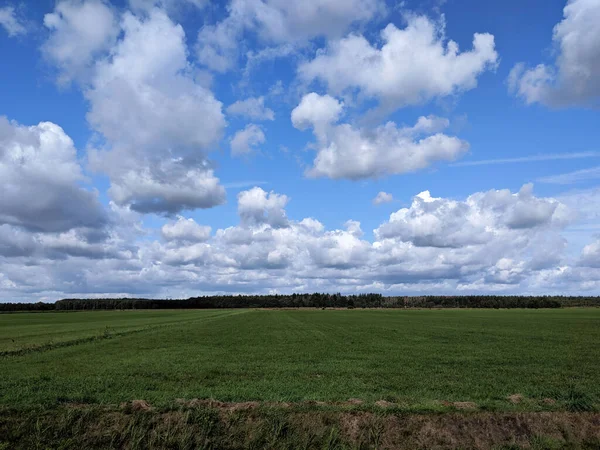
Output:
left=2, top=293, right=600, bottom=312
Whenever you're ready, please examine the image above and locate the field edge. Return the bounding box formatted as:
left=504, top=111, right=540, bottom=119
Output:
left=2, top=404, right=600, bottom=450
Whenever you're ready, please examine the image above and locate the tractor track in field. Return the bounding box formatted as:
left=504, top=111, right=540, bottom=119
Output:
left=0, top=310, right=248, bottom=358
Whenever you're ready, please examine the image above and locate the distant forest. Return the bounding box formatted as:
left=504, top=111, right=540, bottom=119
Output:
left=2, top=293, right=600, bottom=311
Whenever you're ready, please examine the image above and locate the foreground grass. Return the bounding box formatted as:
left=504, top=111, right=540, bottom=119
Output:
left=1, top=403, right=600, bottom=450
left=1, top=309, right=599, bottom=412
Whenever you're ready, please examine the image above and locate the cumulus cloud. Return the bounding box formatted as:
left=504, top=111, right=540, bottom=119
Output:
left=196, top=0, right=384, bottom=72
left=0, top=116, right=107, bottom=233
left=373, top=192, right=393, bottom=205
left=375, top=184, right=568, bottom=248
left=508, top=0, right=600, bottom=107
left=0, top=225, right=37, bottom=258
left=7, top=1, right=600, bottom=301
left=227, top=96, right=275, bottom=120
left=580, top=239, right=600, bottom=268
left=238, top=187, right=289, bottom=228
left=0, top=6, right=27, bottom=36
left=41, top=5, right=227, bottom=214
left=86, top=10, right=224, bottom=152
left=162, top=217, right=211, bottom=242
left=292, top=93, right=468, bottom=179
left=0, top=117, right=145, bottom=264
left=42, top=0, right=119, bottom=84
left=230, top=124, right=266, bottom=156
left=291, top=92, right=344, bottom=137
left=99, top=162, right=226, bottom=214
left=0, top=183, right=587, bottom=301
left=299, top=15, right=498, bottom=109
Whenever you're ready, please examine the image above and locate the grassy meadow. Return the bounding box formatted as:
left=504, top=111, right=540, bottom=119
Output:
left=1, top=308, right=599, bottom=411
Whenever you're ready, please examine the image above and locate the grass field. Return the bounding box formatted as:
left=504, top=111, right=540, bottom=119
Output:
left=1, top=308, right=599, bottom=412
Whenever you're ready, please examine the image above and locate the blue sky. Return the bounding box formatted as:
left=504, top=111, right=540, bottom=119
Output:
left=1, top=0, right=599, bottom=301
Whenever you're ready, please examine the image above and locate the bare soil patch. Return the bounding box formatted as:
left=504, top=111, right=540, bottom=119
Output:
left=507, top=394, right=524, bottom=404
left=375, top=400, right=396, bottom=408
left=452, top=401, right=478, bottom=410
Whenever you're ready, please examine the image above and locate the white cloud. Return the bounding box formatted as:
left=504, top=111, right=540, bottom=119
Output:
left=8, top=1, right=600, bottom=301
left=292, top=93, right=468, bottom=179
left=227, top=96, right=275, bottom=120
left=299, top=15, right=498, bottom=109
left=244, top=0, right=384, bottom=43
left=0, top=116, right=107, bottom=233
left=196, top=0, right=384, bottom=72
left=97, top=161, right=226, bottom=214
left=43, top=6, right=228, bottom=214
left=291, top=92, right=344, bottom=138
left=375, top=184, right=568, bottom=248
left=196, top=18, right=240, bottom=72
left=238, top=187, right=289, bottom=228
left=230, top=124, right=266, bottom=156
left=2, top=182, right=593, bottom=301
left=162, top=217, right=211, bottom=242
left=42, top=0, right=119, bottom=84
left=373, top=192, right=393, bottom=205
left=410, top=115, right=451, bottom=134
left=508, top=0, right=600, bottom=107
left=558, top=187, right=600, bottom=224
left=87, top=10, right=224, bottom=152
left=0, top=6, right=27, bottom=37
left=580, top=239, right=600, bottom=268
left=0, top=117, right=139, bottom=265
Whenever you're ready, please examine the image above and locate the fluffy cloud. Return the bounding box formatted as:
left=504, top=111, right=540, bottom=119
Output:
left=0, top=116, right=107, bottom=233
left=86, top=10, right=224, bottom=153
left=162, top=217, right=211, bottom=242
left=580, top=239, right=600, bottom=268
left=42, top=0, right=119, bottom=84
left=508, top=0, right=600, bottom=107
left=0, top=225, right=37, bottom=258
left=7, top=1, right=600, bottom=301
left=197, top=0, right=384, bottom=72
left=291, top=92, right=344, bottom=137
left=0, top=117, right=142, bottom=264
left=292, top=93, right=468, bottom=179
left=238, top=187, right=289, bottom=227
left=373, top=192, right=393, bottom=205
left=1, top=184, right=592, bottom=301
left=0, top=6, right=27, bottom=36
left=41, top=5, right=227, bottom=214
left=227, top=96, right=275, bottom=120
left=375, top=184, right=569, bottom=248
left=230, top=124, right=266, bottom=156
left=299, top=15, right=498, bottom=109
left=99, top=162, right=226, bottom=214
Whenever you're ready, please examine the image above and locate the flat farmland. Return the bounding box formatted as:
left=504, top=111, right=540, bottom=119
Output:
left=1, top=308, right=599, bottom=410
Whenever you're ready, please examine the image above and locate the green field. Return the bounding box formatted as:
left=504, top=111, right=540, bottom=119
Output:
left=1, top=308, right=599, bottom=411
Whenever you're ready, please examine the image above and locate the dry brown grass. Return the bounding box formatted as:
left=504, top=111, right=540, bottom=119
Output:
left=2, top=403, right=600, bottom=449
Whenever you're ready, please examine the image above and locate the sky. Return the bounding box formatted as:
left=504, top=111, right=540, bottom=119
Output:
left=1, top=0, right=600, bottom=302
